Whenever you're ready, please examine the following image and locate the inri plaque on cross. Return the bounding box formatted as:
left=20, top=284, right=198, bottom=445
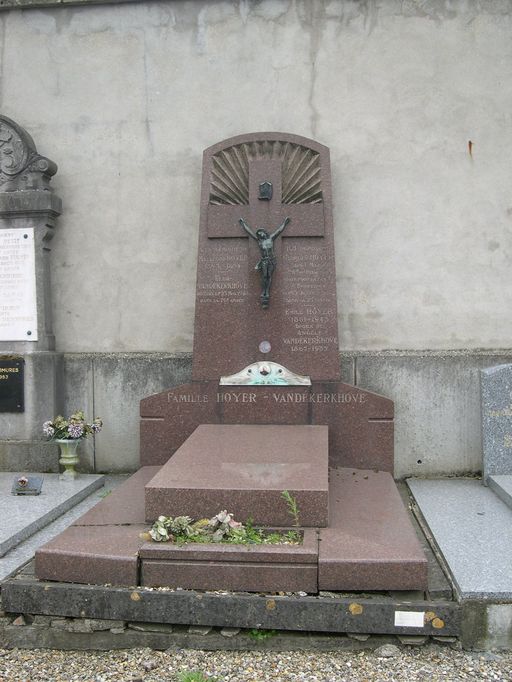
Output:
left=192, top=133, right=340, bottom=382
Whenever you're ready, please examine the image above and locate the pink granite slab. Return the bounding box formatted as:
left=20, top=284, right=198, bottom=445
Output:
left=140, top=529, right=318, bottom=592
left=142, top=560, right=317, bottom=593
left=140, top=382, right=219, bottom=467
left=145, top=424, right=329, bottom=527
left=311, top=382, right=394, bottom=472
left=74, top=466, right=160, bottom=526
left=139, top=381, right=394, bottom=473
left=35, top=524, right=147, bottom=587
left=318, top=468, right=428, bottom=591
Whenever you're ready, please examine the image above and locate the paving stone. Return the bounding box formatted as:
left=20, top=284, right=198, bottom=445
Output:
left=397, top=635, right=428, bottom=645
left=86, top=618, right=125, bottom=631
left=408, top=478, right=512, bottom=599
left=347, top=633, right=371, bottom=641
left=31, top=614, right=53, bottom=626
left=128, top=622, right=174, bottom=633
left=64, top=619, right=95, bottom=633
left=188, top=625, right=212, bottom=635
left=50, top=618, right=68, bottom=629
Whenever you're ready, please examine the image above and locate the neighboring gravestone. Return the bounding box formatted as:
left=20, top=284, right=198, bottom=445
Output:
left=0, top=115, right=62, bottom=472
left=481, top=364, right=512, bottom=479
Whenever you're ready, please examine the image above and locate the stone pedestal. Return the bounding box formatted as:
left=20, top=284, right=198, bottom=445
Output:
left=144, top=424, right=329, bottom=526
left=0, top=115, right=62, bottom=472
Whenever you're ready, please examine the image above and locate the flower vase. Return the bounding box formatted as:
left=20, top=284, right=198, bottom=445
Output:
left=56, top=439, right=80, bottom=480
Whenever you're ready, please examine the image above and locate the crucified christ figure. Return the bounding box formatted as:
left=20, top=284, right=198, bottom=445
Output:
left=239, top=216, right=290, bottom=308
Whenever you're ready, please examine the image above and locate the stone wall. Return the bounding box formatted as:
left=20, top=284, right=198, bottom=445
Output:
left=1, top=1, right=511, bottom=475
left=1, top=1, right=511, bottom=353
left=54, top=350, right=511, bottom=478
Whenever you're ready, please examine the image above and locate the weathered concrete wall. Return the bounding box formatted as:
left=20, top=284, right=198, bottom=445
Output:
left=56, top=350, right=511, bottom=476
left=1, top=0, right=511, bottom=352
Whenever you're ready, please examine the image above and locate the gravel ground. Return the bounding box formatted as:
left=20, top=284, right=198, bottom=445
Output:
left=0, top=645, right=511, bottom=681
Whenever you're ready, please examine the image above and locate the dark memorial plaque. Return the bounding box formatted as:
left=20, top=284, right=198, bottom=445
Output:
left=192, top=133, right=340, bottom=382
left=0, top=356, right=24, bottom=412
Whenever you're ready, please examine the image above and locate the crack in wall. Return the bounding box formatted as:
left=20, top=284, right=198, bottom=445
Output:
left=295, top=1, right=325, bottom=140
left=142, top=29, right=154, bottom=155
left=91, top=356, right=96, bottom=471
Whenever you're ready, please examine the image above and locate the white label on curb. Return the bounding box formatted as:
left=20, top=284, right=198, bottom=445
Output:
left=394, top=611, right=424, bottom=627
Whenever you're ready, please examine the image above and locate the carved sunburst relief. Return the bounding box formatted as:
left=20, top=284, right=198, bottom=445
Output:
left=209, top=140, right=322, bottom=205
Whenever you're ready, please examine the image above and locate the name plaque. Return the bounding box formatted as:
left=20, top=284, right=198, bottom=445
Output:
left=0, top=228, right=38, bottom=341
left=0, top=356, right=24, bottom=412
left=11, top=474, right=43, bottom=496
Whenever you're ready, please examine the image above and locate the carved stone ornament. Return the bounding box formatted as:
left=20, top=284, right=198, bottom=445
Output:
left=209, top=139, right=322, bottom=205
left=219, top=361, right=311, bottom=386
left=0, top=115, right=57, bottom=191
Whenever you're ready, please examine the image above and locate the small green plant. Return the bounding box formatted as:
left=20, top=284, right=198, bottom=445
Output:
left=281, top=490, right=300, bottom=527
left=98, top=488, right=111, bottom=498
left=285, top=529, right=301, bottom=543
left=177, top=671, right=220, bottom=682
left=248, top=628, right=277, bottom=641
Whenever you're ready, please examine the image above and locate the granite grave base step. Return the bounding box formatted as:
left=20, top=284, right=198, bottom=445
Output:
left=35, top=464, right=428, bottom=593
left=140, top=529, right=319, bottom=593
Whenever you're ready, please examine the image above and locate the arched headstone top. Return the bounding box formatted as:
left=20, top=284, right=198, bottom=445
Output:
left=207, top=133, right=326, bottom=206
left=0, top=115, right=57, bottom=192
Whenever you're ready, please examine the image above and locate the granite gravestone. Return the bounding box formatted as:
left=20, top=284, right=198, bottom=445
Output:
left=141, top=133, right=394, bottom=472
left=35, top=133, right=427, bottom=593
left=193, top=133, right=339, bottom=382
left=481, top=364, right=512, bottom=479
